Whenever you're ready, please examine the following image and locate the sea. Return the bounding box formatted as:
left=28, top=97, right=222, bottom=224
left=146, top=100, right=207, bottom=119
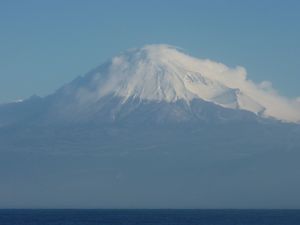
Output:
left=0, top=209, right=299, bottom=225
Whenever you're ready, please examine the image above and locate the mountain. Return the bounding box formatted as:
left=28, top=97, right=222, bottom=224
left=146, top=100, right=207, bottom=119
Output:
left=0, top=44, right=300, bottom=209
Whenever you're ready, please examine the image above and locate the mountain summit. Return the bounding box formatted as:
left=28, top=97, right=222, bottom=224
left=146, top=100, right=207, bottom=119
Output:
left=0, top=45, right=300, bottom=208
left=1, top=44, right=300, bottom=126
left=53, top=44, right=300, bottom=123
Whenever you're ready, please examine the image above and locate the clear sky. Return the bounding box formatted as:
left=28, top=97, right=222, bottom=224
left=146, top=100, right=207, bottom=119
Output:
left=0, top=0, right=299, bottom=103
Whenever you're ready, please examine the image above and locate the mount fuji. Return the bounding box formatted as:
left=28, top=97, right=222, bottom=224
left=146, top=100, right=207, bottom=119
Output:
left=0, top=44, right=300, bottom=208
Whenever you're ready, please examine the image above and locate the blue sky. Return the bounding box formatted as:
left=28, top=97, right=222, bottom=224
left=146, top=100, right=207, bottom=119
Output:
left=0, top=0, right=299, bottom=103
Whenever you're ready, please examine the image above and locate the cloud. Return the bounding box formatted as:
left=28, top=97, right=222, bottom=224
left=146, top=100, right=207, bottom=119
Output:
left=196, top=59, right=300, bottom=123
left=258, top=81, right=273, bottom=91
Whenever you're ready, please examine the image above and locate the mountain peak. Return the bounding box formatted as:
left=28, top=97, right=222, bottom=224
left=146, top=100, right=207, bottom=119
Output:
left=127, top=44, right=178, bottom=58
left=56, top=44, right=300, bottom=123
left=111, top=44, right=182, bottom=67
left=70, top=44, right=264, bottom=114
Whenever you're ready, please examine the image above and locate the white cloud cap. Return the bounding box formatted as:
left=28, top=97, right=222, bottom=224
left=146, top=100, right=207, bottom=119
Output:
left=74, top=44, right=300, bottom=123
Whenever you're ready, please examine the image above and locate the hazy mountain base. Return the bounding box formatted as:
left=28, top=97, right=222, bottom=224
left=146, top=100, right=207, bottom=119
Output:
left=0, top=97, right=300, bottom=208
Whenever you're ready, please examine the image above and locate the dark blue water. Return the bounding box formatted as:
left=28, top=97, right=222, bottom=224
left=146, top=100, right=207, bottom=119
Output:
left=0, top=209, right=299, bottom=225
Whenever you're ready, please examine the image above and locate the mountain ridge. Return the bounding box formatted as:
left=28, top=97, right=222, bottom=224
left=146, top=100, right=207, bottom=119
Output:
left=1, top=45, right=300, bottom=208
left=47, top=44, right=300, bottom=123
left=2, top=44, right=300, bottom=124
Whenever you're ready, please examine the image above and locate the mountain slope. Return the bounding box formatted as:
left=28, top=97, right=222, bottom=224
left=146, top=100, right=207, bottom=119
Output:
left=50, top=44, right=299, bottom=123
left=1, top=44, right=299, bottom=124
left=0, top=44, right=300, bottom=208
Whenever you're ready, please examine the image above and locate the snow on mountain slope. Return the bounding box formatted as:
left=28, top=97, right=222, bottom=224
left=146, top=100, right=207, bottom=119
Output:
left=54, top=44, right=300, bottom=123
left=1, top=45, right=300, bottom=209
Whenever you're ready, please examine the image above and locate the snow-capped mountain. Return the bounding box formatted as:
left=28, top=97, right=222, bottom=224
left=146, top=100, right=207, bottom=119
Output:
left=44, top=44, right=299, bottom=123
left=0, top=44, right=300, bottom=208
left=2, top=44, right=299, bottom=125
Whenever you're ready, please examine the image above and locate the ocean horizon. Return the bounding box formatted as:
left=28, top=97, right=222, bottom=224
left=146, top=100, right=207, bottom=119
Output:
left=0, top=209, right=299, bottom=225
